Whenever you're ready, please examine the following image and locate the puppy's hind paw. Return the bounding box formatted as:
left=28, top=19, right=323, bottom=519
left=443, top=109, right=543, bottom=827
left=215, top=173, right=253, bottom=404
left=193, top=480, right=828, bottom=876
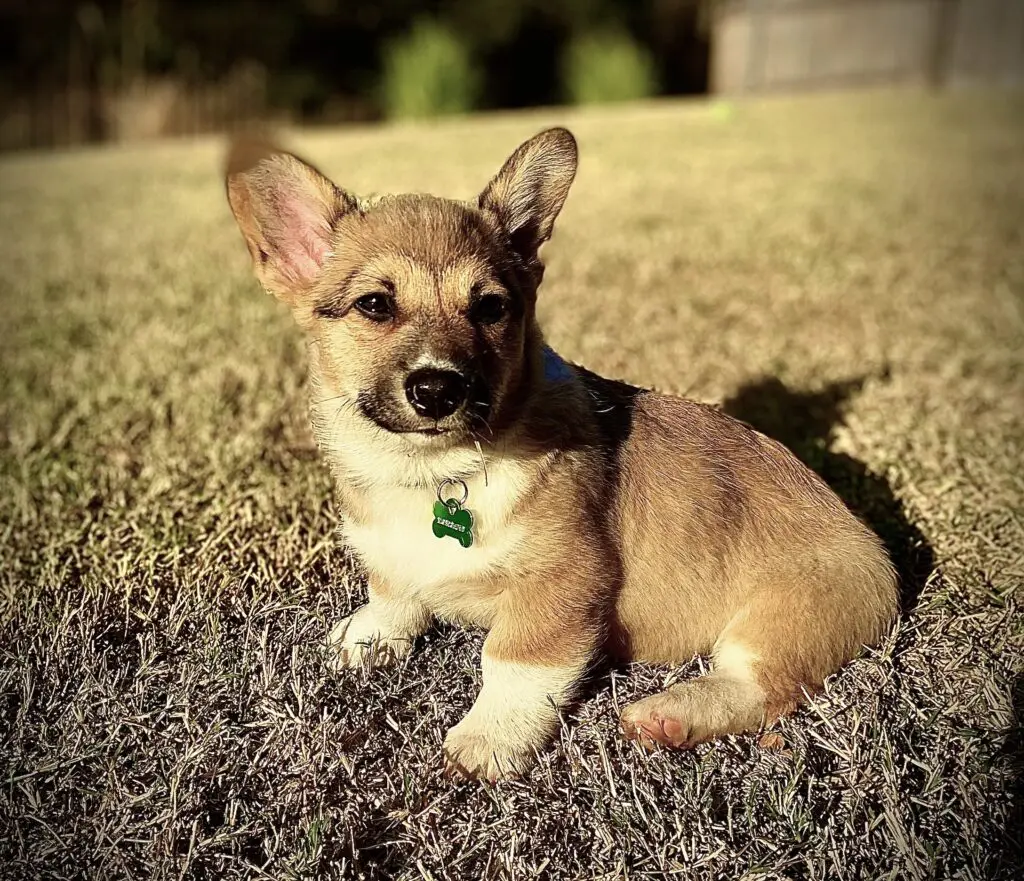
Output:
left=619, top=675, right=767, bottom=750
left=620, top=693, right=700, bottom=750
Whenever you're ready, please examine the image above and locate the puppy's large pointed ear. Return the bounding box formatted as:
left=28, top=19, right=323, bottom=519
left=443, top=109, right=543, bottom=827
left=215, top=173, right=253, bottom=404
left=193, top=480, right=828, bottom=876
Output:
left=224, top=139, right=357, bottom=304
left=479, top=128, right=578, bottom=269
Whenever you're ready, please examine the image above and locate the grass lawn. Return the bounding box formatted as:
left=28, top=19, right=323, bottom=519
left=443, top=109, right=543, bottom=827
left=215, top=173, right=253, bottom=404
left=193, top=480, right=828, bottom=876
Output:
left=1, top=88, right=1022, bottom=880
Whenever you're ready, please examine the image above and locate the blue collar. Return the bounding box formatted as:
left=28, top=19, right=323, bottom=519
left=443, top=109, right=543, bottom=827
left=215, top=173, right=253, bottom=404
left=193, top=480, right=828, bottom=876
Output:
left=542, top=346, right=575, bottom=383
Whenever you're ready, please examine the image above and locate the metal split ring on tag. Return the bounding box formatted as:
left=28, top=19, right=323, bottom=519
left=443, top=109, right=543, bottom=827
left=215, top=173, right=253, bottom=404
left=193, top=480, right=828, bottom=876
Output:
left=432, top=478, right=474, bottom=548
left=436, top=478, right=469, bottom=509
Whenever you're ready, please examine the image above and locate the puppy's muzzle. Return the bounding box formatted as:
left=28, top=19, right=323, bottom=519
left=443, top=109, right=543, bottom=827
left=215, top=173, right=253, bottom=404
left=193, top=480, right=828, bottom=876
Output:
left=404, top=368, right=468, bottom=420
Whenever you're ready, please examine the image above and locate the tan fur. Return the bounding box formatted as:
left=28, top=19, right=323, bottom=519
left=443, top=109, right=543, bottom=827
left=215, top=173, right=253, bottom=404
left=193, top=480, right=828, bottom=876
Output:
left=224, top=129, right=899, bottom=780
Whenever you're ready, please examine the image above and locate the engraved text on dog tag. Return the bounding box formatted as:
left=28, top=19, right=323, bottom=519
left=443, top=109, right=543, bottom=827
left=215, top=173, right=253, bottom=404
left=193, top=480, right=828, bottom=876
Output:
left=432, top=500, right=474, bottom=548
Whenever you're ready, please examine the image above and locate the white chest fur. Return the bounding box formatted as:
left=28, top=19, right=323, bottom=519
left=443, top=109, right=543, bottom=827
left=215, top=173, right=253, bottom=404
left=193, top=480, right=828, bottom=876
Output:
left=338, top=459, right=531, bottom=624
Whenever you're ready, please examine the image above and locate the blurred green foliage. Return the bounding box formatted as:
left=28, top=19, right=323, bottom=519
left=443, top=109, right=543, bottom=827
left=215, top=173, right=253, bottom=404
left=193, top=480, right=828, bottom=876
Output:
left=562, top=29, right=659, bottom=105
left=2, top=0, right=712, bottom=132
left=381, top=20, right=481, bottom=119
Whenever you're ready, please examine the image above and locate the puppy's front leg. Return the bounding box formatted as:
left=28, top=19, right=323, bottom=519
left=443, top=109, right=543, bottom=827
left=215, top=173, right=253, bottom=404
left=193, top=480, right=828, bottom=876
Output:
left=326, top=580, right=431, bottom=671
left=443, top=610, right=596, bottom=781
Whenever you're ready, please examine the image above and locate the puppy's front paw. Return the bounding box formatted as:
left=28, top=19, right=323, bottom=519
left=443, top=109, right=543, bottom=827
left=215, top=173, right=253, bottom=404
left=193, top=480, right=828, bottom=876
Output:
left=442, top=716, right=538, bottom=782
left=324, top=606, right=413, bottom=672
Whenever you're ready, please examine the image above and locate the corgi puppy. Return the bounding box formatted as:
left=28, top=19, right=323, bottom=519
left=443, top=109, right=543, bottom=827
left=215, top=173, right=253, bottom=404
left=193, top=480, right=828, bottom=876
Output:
left=224, top=128, right=898, bottom=781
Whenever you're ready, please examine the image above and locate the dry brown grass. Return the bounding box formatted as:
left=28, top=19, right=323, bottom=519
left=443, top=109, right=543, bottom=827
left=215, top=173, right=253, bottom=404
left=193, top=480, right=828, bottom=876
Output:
left=1, top=88, right=1022, bottom=880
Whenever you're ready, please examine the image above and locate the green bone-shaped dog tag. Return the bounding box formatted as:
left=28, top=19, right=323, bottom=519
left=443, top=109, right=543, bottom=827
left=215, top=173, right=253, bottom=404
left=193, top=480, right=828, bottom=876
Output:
left=432, top=500, right=474, bottom=548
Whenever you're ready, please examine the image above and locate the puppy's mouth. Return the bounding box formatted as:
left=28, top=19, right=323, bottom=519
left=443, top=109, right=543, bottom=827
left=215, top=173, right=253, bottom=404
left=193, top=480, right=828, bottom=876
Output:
left=356, top=394, right=459, bottom=439
left=356, top=388, right=493, bottom=443
left=396, top=426, right=448, bottom=437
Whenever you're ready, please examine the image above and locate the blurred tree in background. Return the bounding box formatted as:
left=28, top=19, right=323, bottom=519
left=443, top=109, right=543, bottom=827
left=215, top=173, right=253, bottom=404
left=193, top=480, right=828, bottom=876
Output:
left=1, top=0, right=712, bottom=148
left=381, top=18, right=481, bottom=119
left=562, top=28, right=659, bottom=105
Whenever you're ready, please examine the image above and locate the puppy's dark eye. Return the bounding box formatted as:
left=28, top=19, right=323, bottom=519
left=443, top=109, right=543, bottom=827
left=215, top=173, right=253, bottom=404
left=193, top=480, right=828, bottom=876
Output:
left=469, top=294, right=509, bottom=326
left=353, top=293, right=395, bottom=322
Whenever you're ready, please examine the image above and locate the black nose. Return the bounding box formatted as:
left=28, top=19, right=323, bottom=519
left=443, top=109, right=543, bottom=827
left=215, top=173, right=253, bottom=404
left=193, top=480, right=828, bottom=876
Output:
left=404, top=368, right=467, bottom=420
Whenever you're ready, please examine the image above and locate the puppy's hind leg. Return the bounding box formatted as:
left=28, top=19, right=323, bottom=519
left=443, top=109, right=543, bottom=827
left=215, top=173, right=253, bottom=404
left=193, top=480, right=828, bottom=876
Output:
left=620, top=640, right=768, bottom=749
left=620, top=570, right=895, bottom=748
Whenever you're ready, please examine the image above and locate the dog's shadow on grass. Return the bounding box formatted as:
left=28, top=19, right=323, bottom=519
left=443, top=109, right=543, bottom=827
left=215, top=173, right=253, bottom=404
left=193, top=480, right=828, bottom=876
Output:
left=997, top=671, right=1024, bottom=876
left=719, top=375, right=934, bottom=612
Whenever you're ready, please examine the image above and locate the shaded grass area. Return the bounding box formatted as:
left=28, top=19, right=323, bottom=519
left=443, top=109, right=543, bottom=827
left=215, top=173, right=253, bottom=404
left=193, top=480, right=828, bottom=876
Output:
left=721, top=374, right=936, bottom=611
left=1, top=90, right=1022, bottom=879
